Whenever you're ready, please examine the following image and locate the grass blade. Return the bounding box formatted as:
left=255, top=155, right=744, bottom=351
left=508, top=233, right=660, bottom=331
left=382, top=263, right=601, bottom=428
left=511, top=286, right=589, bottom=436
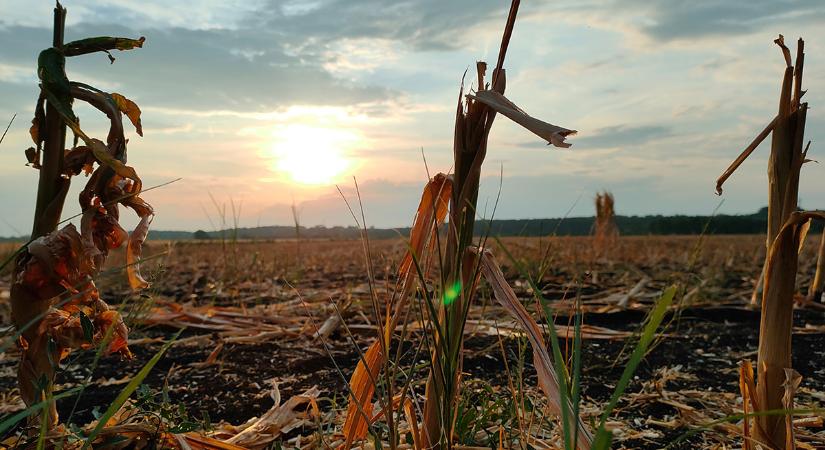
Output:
left=0, top=387, right=82, bottom=436
left=596, top=286, right=676, bottom=435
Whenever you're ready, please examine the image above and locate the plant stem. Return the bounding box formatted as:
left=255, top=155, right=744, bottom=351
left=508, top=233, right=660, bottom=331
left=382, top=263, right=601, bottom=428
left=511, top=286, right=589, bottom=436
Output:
left=11, top=2, right=69, bottom=432
left=755, top=37, right=808, bottom=449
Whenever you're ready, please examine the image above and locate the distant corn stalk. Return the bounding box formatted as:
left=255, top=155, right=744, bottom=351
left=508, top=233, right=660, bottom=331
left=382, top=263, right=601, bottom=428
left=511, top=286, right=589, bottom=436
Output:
left=716, top=35, right=813, bottom=449
left=593, top=191, right=618, bottom=258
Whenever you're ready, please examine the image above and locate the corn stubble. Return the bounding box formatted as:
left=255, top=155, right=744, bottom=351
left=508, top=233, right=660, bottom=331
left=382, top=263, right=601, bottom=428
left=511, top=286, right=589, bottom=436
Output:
left=716, top=35, right=820, bottom=449
left=9, top=2, right=153, bottom=432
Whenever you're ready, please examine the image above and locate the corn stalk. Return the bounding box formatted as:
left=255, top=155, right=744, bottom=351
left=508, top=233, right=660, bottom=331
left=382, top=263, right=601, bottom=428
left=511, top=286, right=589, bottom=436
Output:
left=419, top=1, right=577, bottom=447
left=593, top=191, right=618, bottom=259
left=754, top=212, right=822, bottom=448
left=715, top=35, right=812, bottom=449
left=338, top=3, right=574, bottom=447
left=10, top=1, right=149, bottom=432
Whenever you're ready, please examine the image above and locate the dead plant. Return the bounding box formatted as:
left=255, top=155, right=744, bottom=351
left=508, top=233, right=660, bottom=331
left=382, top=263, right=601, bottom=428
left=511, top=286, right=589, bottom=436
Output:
left=10, top=1, right=152, bottom=432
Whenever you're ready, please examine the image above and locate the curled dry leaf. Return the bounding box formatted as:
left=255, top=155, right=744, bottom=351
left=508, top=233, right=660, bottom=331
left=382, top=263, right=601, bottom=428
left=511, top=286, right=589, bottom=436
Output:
left=124, top=195, right=155, bottom=290
left=775, top=34, right=792, bottom=68
left=62, top=36, right=146, bottom=57
left=467, top=90, right=576, bottom=148
left=111, top=92, right=143, bottom=136
left=15, top=223, right=134, bottom=365
left=88, top=137, right=140, bottom=185
left=29, top=117, right=40, bottom=146
left=219, top=386, right=321, bottom=448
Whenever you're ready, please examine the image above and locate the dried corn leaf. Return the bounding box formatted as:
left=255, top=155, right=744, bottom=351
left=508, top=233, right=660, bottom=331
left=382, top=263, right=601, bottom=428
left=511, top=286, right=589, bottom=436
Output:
left=775, top=34, right=792, bottom=67
left=403, top=396, right=422, bottom=450
left=340, top=341, right=383, bottom=449
left=398, top=173, right=452, bottom=277
left=467, top=90, right=576, bottom=148
left=63, top=36, right=145, bottom=56
left=111, top=93, right=143, bottom=136
left=126, top=201, right=154, bottom=290
left=222, top=386, right=320, bottom=447
left=471, top=246, right=593, bottom=449
left=180, top=433, right=247, bottom=450
left=88, top=137, right=140, bottom=184
left=29, top=117, right=40, bottom=145
left=764, top=212, right=825, bottom=299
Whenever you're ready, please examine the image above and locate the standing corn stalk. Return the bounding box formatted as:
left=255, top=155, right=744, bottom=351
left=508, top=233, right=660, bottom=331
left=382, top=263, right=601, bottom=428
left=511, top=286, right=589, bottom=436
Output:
left=419, top=1, right=578, bottom=447
left=717, top=36, right=809, bottom=307
left=338, top=2, right=578, bottom=448
left=10, top=1, right=151, bottom=431
left=592, top=191, right=618, bottom=259
left=715, top=35, right=812, bottom=449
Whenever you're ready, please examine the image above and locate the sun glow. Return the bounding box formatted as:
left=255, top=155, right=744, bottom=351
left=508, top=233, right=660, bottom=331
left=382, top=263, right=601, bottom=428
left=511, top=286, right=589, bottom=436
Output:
left=269, top=124, right=357, bottom=185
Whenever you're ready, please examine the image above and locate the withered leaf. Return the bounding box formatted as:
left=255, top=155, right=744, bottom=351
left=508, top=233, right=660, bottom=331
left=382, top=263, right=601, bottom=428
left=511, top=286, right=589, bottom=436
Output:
left=340, top=341, right=383, bottom=448
left=111, top=93, right=143, bottom=136
left=468, top=90, right=576, bottom=148
left=29, top=117, right=40, bottom=145
left=471, top=246, right=593, bottom=449
left=88, top=138, right=140, bottom=184
left=126, top=204, right=154, bottom=291
left=25, top=147, right=41, bottom=168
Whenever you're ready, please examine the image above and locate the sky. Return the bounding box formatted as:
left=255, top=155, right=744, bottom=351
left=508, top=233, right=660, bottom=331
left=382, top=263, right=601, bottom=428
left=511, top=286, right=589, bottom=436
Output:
left=0, top=0, right=824, bottom=235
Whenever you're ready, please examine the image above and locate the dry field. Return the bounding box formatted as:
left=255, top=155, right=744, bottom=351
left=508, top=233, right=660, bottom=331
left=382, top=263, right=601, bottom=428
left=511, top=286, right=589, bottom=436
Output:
left=2, top=234, right=824, bottom=449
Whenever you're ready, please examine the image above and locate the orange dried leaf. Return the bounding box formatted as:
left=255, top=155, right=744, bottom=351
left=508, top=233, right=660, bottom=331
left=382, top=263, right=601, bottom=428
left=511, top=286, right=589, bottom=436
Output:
left=111, top=92, right=143, bottom=136
left=399, top=173, right=452, bottom=277
left=403, top=397, right=422, bottom=450
left=96, top=309, right=132, bottom=357
left=29, top=116, right=39, bottom=144
left=127, top=208, right=154, bottom=290
left=340, top=341, right=384, bottom=449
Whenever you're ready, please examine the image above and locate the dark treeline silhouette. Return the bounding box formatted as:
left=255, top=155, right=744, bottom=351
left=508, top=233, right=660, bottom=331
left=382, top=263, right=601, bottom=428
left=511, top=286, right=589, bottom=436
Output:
left=5, top=207, right=821, bottom=242
left=164, top=207, right=824, bottom=240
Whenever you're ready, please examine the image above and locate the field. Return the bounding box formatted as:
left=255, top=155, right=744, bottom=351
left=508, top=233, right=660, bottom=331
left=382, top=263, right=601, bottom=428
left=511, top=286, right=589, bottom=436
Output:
left=2, top=234, right=824, bottom=449
left=2, top=0, right=820, bottom=447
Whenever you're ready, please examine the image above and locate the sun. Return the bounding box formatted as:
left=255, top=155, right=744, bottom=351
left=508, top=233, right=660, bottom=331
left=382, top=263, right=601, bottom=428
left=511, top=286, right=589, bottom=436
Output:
left=269, top=124, right=357, bottom=185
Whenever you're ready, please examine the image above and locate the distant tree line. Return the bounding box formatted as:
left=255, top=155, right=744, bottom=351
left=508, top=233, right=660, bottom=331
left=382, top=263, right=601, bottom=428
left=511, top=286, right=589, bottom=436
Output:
left=178, top=207, right=823, bottom=240
left=4, top=207, right=821, bottom=243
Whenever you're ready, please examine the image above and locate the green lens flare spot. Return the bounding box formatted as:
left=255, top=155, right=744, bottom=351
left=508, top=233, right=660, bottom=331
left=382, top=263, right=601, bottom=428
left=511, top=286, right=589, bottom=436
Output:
left=443, top=281, right=462, bottom=306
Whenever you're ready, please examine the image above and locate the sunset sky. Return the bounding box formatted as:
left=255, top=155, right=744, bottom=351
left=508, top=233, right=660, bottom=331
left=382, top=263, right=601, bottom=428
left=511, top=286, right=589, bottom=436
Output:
left=1, top=0, right=824, bottom=235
